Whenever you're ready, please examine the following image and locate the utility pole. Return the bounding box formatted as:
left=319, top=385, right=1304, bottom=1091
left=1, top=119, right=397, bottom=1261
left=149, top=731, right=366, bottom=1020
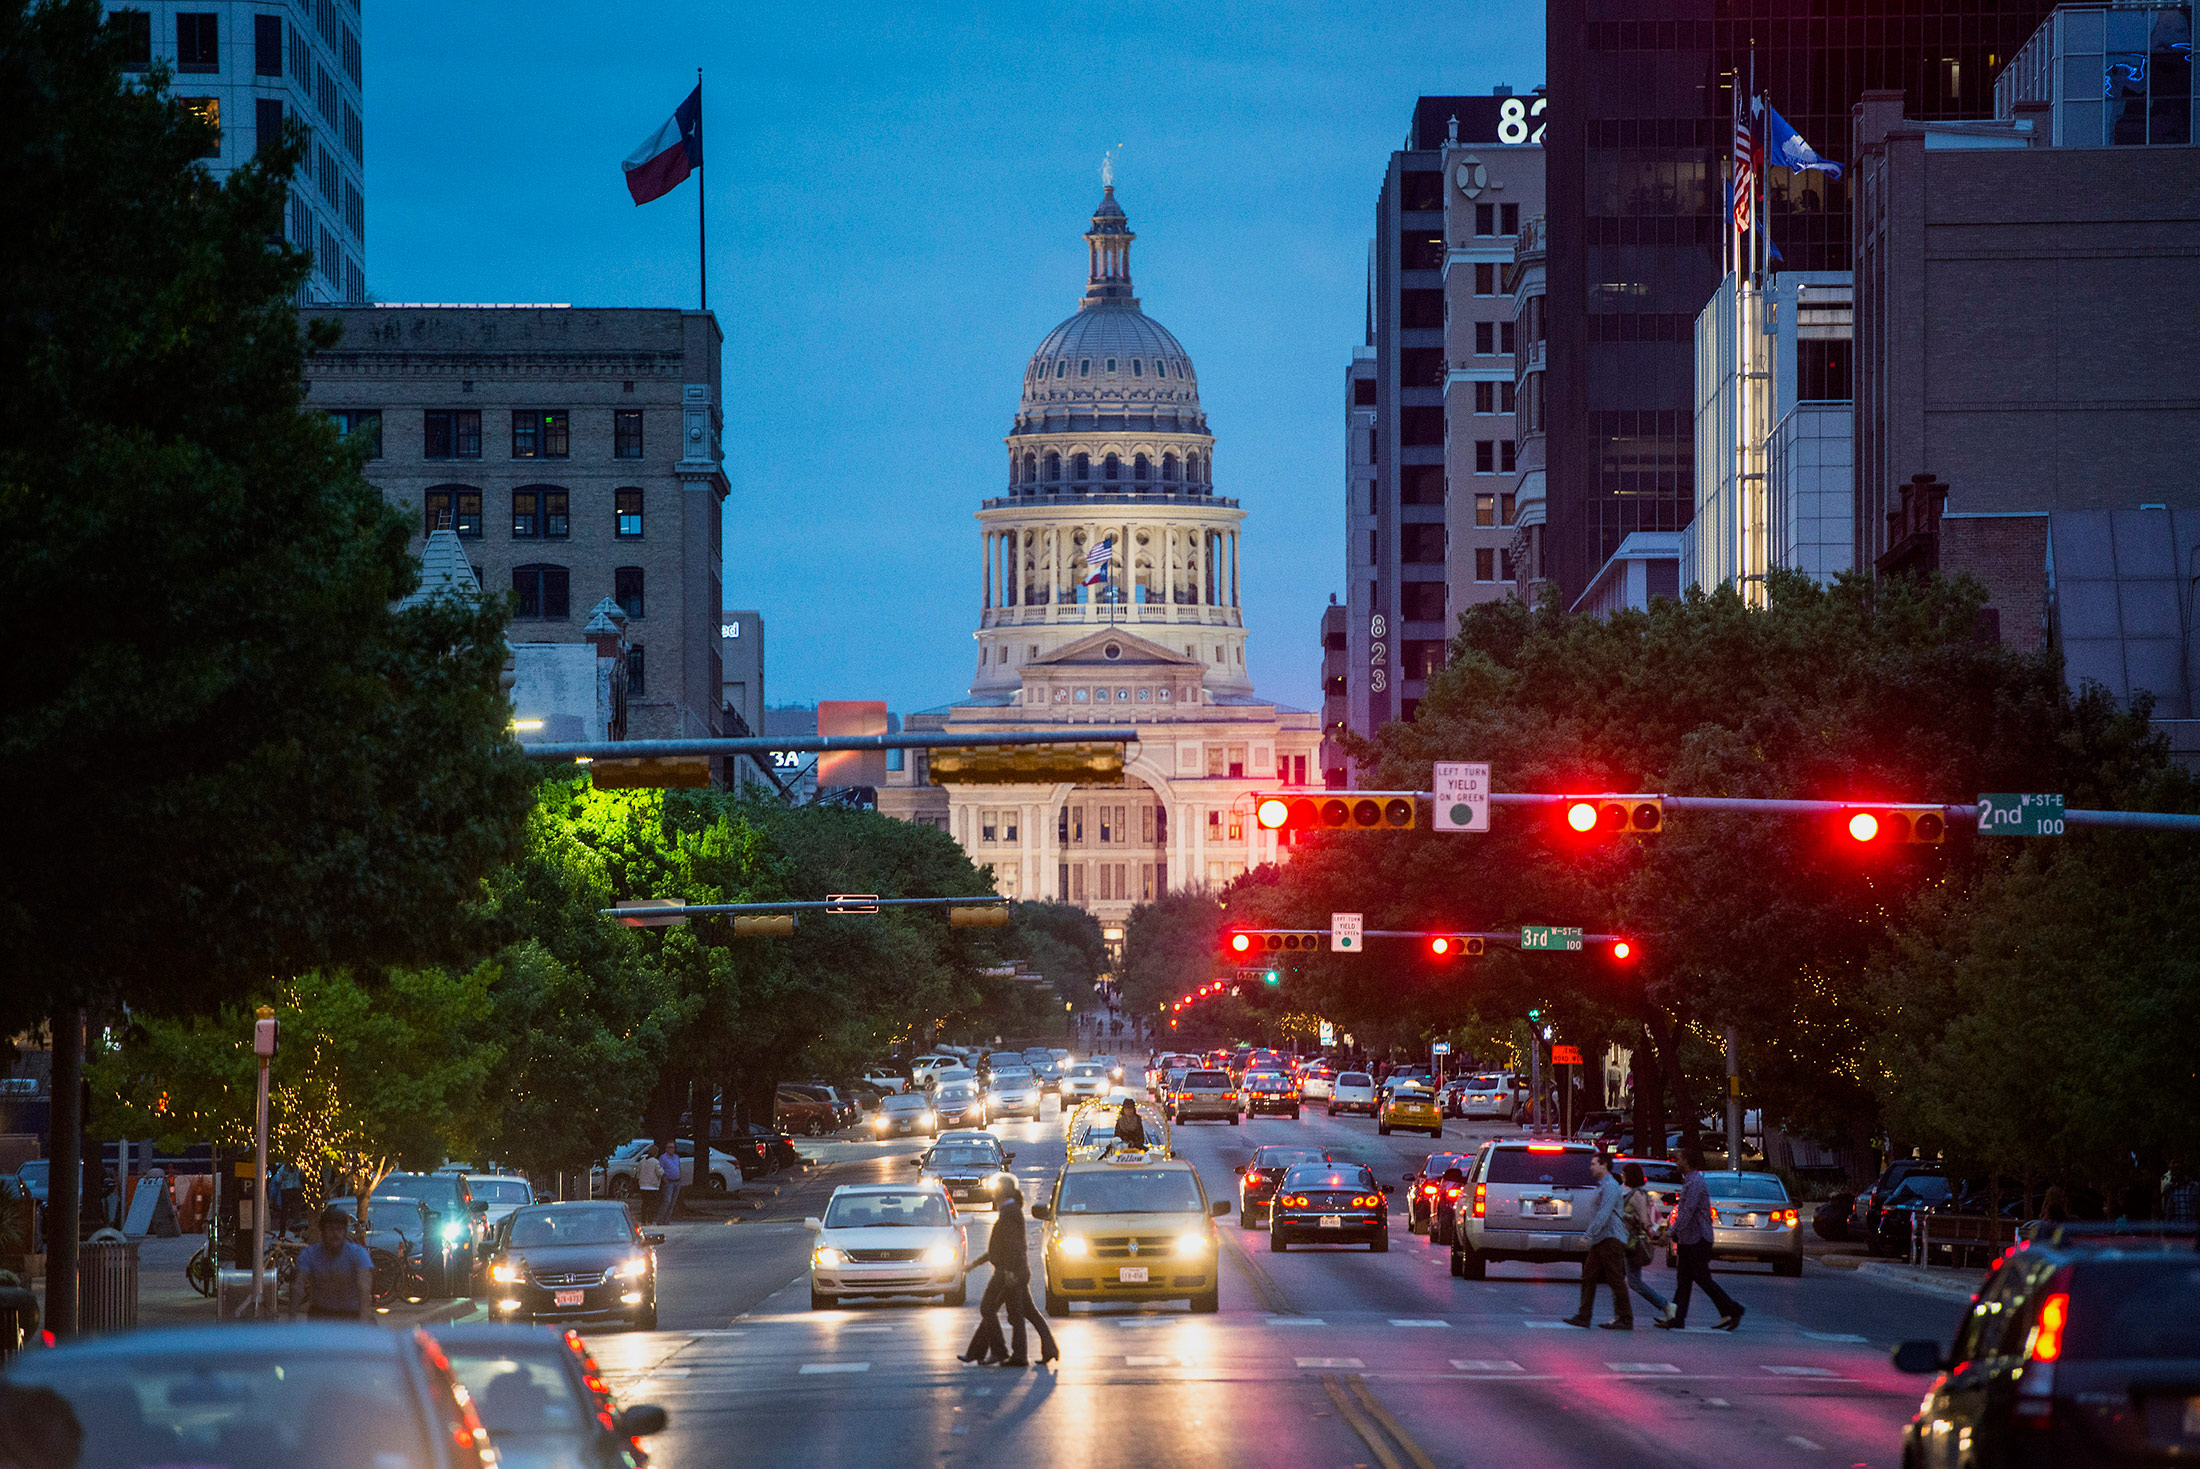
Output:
left=251, top=1006, right=279, bottom=1318
left=47, top=1006, right=83, bottom=1337
left=1725, top=1026, right=1744, bottom=1169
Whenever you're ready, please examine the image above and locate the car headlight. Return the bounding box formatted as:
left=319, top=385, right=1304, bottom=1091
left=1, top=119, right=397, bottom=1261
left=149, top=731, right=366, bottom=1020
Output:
left=814, top=1246, right=850, bottom=1267
left=440, top=1221, right=465, bottom=1243
left=1175, top=1232, right=1211, bottom=1256
left=615, top=1255, right=649, bottom=1279
left=489, top=1262, right=520, bottom=1284
left=1057, top=1234, right=1089, bottom=1258
left=922, top=1112, right=936, bottom=1124
left=923, top=1244, right=958, bottom=1267
left=872, top=1114, right=890, bottom=1128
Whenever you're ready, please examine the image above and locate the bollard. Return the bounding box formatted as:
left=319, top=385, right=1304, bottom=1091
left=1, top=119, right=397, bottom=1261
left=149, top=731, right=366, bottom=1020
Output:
left=215, top=1267, right=276, bottom=1322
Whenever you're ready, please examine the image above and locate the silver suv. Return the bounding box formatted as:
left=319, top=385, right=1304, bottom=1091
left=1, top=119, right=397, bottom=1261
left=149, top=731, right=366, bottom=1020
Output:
left=1450, top=1140, right=1601, bottom=1280
left=1171, top=1069, right=1241, bottom=1125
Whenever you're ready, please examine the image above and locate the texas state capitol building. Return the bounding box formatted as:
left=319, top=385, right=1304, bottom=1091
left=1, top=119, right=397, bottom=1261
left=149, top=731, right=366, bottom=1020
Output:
left=879, top=186, right=1319, bottom=921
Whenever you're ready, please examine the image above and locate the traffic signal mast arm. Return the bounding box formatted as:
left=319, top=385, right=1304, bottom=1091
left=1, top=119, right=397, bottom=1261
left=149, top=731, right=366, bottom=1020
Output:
left=1255, top=788, right=2200, bottom=834
left=1492, top=792, right=2199, bottom=833
left=1229, top=927, right=1630, bottom=946
left=528, top=730, right=1143, bottom=760
left=599, top=895, right=1008, bottom=917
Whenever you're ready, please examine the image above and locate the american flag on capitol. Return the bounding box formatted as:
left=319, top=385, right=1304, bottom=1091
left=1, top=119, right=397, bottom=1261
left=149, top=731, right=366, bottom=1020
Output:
left=1083, top=537, right=1114, bottom=586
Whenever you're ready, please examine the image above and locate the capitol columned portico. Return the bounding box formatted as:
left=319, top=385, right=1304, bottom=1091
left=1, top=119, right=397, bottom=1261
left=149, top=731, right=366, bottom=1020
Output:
left=879, top=186, right=1317, bottom=921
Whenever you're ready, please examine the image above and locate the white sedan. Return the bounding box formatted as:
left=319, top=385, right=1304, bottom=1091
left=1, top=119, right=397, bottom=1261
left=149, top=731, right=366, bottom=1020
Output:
left=1060, top=1063, right=1113, bottom=1102
left=465, top=1174, right=535, bottom=1230
left=806, top=1185, right=967, bottom=1310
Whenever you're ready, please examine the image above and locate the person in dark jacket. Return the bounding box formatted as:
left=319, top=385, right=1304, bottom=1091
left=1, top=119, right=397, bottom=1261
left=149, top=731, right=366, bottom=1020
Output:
left=1658, top=1147, right=1744, bottom=1331
left=959, top=1192, right=1028, bottom=1364
left=990, top=1190, right=1057, bottom=1367
left=1113, top=1102, right=1148, bottom=1151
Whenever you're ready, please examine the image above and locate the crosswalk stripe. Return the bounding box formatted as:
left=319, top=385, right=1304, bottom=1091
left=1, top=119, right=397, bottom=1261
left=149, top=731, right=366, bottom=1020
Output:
left=1606, top=1362, right=1681, bottom=1373
left=799, top=1362, right=871, bottom=1375
left=1296, top=1357, right=1365, bottom=1368
left=1763, top=1365, right=1841, bottom=1377
left=1388, top=1319, right=1449, bottom=1328
left=1450, top=1359, right=1525, bottom=1372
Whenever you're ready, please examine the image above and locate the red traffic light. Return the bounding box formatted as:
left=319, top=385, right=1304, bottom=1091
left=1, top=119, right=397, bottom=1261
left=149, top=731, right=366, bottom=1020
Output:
left=1611, top=939, right=1634, bottom=961
left=1229, top=932, right=1252, bottom=953
left=1255, top=797, right=1291, bottom=830
left=1848, top=812, right=1880, bottom=843
left=1561, top=797, right=1663, bottom=836
left=1842, top=806, right=1945, bottom=846
left=1565, top=801, right=1598, bottom=833
left=1428, top=935, right=1486, bottom=959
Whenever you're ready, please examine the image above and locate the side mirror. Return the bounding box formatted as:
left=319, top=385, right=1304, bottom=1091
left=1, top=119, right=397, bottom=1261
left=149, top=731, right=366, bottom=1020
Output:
left=1211, top=1200, right=1230, bottom=1217
left=1004, top=1153, right=1016, bottom=1164
left=1892, top=1341, right=1946, bottom=1375
left=471, top=1200, right=489, bottom=1213
left=644, top=1232, right=666, bottom=1246
left=1030, top=1204, right=1052, bottom=1221
left=615, top=1404, right=669, bottom=1437
left=802, top=1217, right=824, bottom=1231
left=1401, top=1172, right=1416, bottom=1183
left=1233, top=1165, right=1247, bottom=1176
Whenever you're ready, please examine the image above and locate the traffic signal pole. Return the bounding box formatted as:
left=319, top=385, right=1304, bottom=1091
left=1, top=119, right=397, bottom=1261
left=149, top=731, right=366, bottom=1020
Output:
left=1480, top=791, right=2200, bottom=833
left=526, top=729, right=1143, bottom=761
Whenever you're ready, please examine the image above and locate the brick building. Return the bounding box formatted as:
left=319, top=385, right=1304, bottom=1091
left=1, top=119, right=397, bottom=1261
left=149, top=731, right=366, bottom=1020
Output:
left=303, top=306, right=728, bottom=740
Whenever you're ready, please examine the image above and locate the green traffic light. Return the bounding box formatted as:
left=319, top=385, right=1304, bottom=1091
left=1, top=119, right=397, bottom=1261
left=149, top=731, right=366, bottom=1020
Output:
left=1264, top=970, right=1280, bottom=986
left=1527, top=1008, right=1542, bottom=1021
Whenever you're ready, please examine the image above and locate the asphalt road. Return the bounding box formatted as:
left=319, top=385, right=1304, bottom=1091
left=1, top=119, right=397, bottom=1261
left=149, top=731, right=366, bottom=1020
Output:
left=584, top=1100, right=1959, bottom=1467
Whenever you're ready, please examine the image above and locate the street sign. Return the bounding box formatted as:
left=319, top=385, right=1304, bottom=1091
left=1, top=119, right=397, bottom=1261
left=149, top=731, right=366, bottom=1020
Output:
left=1430, top=1042, right=1451, bottom=1056
left=1978, top=792, right=2065, bottom=836
left=1520, top=925, right=1583, bottom=952
left=1319, top=1021, right=1335, bottom=1047
left=1550, top=1044, right=1584, bottom=1066
left=1331, top=913, right=1363, bottom=953
left=1432, top=761, right=1491, bottom=832
left=826, top=893, right=881, bottom=914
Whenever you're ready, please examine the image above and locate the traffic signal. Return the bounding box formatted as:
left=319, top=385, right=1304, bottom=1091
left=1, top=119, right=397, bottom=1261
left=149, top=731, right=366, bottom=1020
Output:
left=948, top=905, right=1011, bottom=927
left=1559, top=797, right=1663, bottom=837
left=1263, top=969, right=1281, bottom=986
left=1226, top=931, right=1321, bottom=955
left=1427, top=935, right=1487, bottom=959
left=1843, top=805, right=1946, bottom=846
left=1254, top=792, right=1421, bottom=837
left=1609, top=938, right=1635, bottom=961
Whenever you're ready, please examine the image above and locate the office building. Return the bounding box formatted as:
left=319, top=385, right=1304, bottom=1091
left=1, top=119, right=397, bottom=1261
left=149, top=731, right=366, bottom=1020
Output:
left=1319, top=596, right=1349, bottom=788
left=107, top=1, right=367, bottom=301
left=1542, top=0, right=2056, bottom=606
left=1505, top=213, right=1553, bottom=603
left=1344, top=94, right=1543, bottom=753
left=878, top=187, right=1319, bottom=921
left=1851, top=23, right=2200, bottom=714
left=720, top=611, right=782, bottom=792
left=304, top=306, right=728, bottom=741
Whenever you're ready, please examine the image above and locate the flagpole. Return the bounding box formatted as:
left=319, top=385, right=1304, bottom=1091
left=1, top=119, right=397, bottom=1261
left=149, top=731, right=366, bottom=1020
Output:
left=696, top=67, right=707, bottom=315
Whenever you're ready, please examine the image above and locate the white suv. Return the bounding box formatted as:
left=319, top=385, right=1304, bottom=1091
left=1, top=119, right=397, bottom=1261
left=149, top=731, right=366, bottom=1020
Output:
left=1458, top=1073, right=1523, bottom=1121
left=805, top=1184, right=967, bottom=1310
left=1450, top=1140, right=1601, bottom=1280
left=1326, top=1071, right=1378, bottom=1117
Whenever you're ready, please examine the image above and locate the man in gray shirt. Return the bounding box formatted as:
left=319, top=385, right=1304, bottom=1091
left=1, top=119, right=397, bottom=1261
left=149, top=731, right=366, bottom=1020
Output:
left=1660, top=1146, right=1745, bottom=1331
left=1564, top=1151, right=1633, bottom=1329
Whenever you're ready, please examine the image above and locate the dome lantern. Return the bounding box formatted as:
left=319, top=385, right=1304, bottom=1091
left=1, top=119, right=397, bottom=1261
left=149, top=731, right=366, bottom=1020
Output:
left=1082, top=185, right=1137, bottom=311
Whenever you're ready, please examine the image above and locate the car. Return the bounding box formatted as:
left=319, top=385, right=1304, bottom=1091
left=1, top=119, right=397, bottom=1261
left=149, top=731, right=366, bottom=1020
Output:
left=1653, top=1170, right=1803, bottom=1275
left=1327, top=1070, right=1379, bottom=1117
left=433, top=1323, right=669, bottom=1468
left=909, top=1054, right=958, bottom=1087
left=986, top=1067, right=1044, bottom=1121
left=927, top=1065, right=978, bottom=1094
left=1171, top=1068, right=1241, bottom=1125
left=1458, top=1073, right=1523, bottom=1121
left=4, top=1322, right=499, bottom=1468
left=10, top=1159, right=49, bottom=1206
left=1032, top=1154, right=1228, bottom=1314
left=805, top=1184, right=968, bottom=1309
left=1147, top=1053, right=1198, bottom=1095
left=1894, top=1224, right=2200, bottom=1465
left=1573, top=1109, right=1626, bottom=1144
left=869, top=1090, right=940, bottom=1138
left=1380, top=1084, right=1444, bottom=1138
left=1029, top=1058, right=1064, bottom=1086
left=1851, top=1157, right=1942, bottom=1243
left=1299, top=1066, right=1337, bottom=1102
left=931, top=1080, right=988, bottom=1129
left=860, top=1066, right=907, bottom=1094
left=1269, top=1162, right=1392, bottom=1253
left=372, top=1171, right=490, bottom=1296
left=1088, top=1054, right=1126, bottom=1085
left=1612, top=1155, right=1684, bottom=1221
left=1235, top=1145, right=1334, bottom=1227
left=1402, top=1151, right=1476, bottom=1238
left=599, top=1138, right=743, bottom=1200
left=1866, top=1169, right=1955, bottom=1259
left=1450, top=1140, right=1602, bottom=1280
left=1380, top=1066, right=1435, bottom=1099
left=711, top=1121, right=794, bottom=1178
left=1243, top=1072, right=1302, bottom=1118
left=1060, top=1062, right=1114, bottom=1102
left=913, top=1136, right=1016, bottom=1211
left=1021, top=1047, right=1054, bottom=1066
left=775, top=1086, right=841, bottom=1136
left=466, top=1173, right=537, bottom=1231
left=484, top=1201, right=662, bottom=1330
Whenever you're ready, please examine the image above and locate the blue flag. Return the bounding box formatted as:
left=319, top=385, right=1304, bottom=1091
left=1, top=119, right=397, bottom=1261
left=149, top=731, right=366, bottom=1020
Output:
left=1763, top=104, right=1843, bottom=179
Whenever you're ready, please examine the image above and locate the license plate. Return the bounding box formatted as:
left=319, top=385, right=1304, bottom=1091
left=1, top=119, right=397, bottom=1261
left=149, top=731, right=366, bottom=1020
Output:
left=554, top=1289, right=584, bottom=1307
left=1320, top=1215, right=1343, bottom=1229
left=1118, top=1266, right=1149, bottom=1283
left=1531, top=1201, right=1567, bottom=1217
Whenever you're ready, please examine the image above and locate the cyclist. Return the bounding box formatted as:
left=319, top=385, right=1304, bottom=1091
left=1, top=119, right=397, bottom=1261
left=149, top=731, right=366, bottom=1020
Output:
left=293, top=1207, right=375, bottom=1322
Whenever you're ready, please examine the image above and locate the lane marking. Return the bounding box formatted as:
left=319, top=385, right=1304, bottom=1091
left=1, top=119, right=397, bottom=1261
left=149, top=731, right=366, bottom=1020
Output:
left=1786, top=1436, right=1823, bottom=1451
left=1523, top=1320, right=1572, bottom=1329
left=1451, top=1359, right=1525, bottom=1372
left=1704, top=1397, right=1731, bottom=1408
left=1763, top=1365, right=1842, bottom=1377
left=1388, top=1319, right=1449, bottom=1328
left=1322, top=1376, right=1405, bottom=1469
left=1297, top=1357, right=1366, bottom=1368
left=1607, top=1362, right=1682, bottom=1373
left=1346, top=1374, right=1441, bottom=1469
left=1263, top=1317, right=1328, bottom=1327
left=798, top=1362, right=870, bottom=1375
left=841, top=1325, right=895, bottom=1333
left=1802, top=1331, right=1868, bottom=1343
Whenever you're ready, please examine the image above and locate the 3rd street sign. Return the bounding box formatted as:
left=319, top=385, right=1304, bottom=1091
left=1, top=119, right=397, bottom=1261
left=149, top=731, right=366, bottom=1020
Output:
left=1519, top=925, right=1583, bottom=952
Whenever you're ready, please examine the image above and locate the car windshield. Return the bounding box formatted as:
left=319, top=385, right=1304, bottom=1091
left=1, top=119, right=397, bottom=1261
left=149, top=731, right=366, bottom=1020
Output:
left=1249, top=1076, right=1288, bottom=1090
left=469, top=1179, right=531, bottom=1205
left=991, top=1070, right=1033, bottom=1086
left=1486, top=1149, right=1599, bottom=1186
left=1056, top=1169, right=1204, bottom=1215
left=1282, top=1166, right=1374, bottom=1190
left=1424, top=1154, right=1472, bottom=1174
left=442, top=1351, right=587, bottom=1438
left=1069, top=1064, right=1107, bottom=1078
left=1254, top=1150, right=1329, bottom=1169
left=1705, top=1173, right=1790, bottom=1202
left=883, top=1094, right=929, bottom=1112
left=373, top=1175, right=460, bottom=1209
left=509, top=1208, right=634, bottom=1248
left=1470, top=1075, right=1506, bottom=1089
left=1391, top=1086, right=1431, bottom=1098
left=1338, top=1073, right=1372, bottom=1088
left=2063, top=1260, right=2200, bottom=1359
left=1185, top=1071, right=1230, bottom=1087
left=17, top=1162, right=47, bottom=1184
left=927, top=1147, right=1000, bottom=1169
left=1888, top=1176, right=1951, bottom=1204
left=825, top=1192, right=952, bottom=1228
left=937, top=1084, right=978, bottom=1102
left=8, top=1350, right=432, bottom=1466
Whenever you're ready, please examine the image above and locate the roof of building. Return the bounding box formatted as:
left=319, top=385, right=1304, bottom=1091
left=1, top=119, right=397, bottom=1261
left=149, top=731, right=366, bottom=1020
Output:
left=397, top=527, right=482, bottom=610
left=1018, top=189, right=1205, bottom=427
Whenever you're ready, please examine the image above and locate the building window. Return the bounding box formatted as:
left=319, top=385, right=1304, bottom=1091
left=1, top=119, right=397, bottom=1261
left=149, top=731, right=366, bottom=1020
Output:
left=1475, top=440, right=1495, bottom=474
left=512, top=564, right=570, bottom=620
left=1475, top=203, right=1495, bottom=236
left=1797, top=339, right=1850, bottom=401
left=177, top=97, right=220, bottom=156
left=1501, top=203, right=1520, bottom=234
left=1475, top=322, right=1495, bottom=355
left=424, top=410, right=481, bottom=460
left=329, top=409, right=381, bottom=457
left=1501, top=492, right=1517, bottom=525
left=615, top=488, right=644, bottom=538
left=1475, top=548, right=1495, bottom=582
left=1072, top=806, right=1085, bottom=843
left=627, top=644, right=645, bottom=695
left=1104, top=453, right=1119, bottom=482
left=982, top=812, right=998, bottom=843
left=1228, top=811, right=1244, bottom=841
left=1021, top=451, right=1036, bottom=484
left=511, top=410, right=569, bottom=459
left=614, top=410, right=645, bottom=458
left=424, top=486, right=481, bottom=538
left=251, top=94, right=283, bottom=156
left=1501, top=380, right=1517, bottom=413
left=1474, top=263, right=1496, bottom=296
left=1045, top=452, right=1061, bottom=482
left=516, top=487, right=567, bottom=538
left=614, top=566, right=645, bottom=620
left=176, top=12, right=218, bottom=72
left=1502, top=440, right=1517, bottom=473
left=1162, top=452, right=1178, bottom=481
left=1105, top=357, right=1116, bottom=374
left=1500, top=548, right=1516, bottom=581
left=1072, top=453, right=1089, bottom=481
left=1475, top=493, right=1496, bottom=528
left=1130, top=358, right=1142, bottom=377
left=1133, top=453, right=1149, bottom=482
left=110, top=9, right=150, bottom=69
left=252, top=13, right=282, bottom=74
left=1475, top=381, right=1495, bottom=414
left=1079, top=359, right=1091, bottom=377
left=1501, top=321, right=1517, bottom=354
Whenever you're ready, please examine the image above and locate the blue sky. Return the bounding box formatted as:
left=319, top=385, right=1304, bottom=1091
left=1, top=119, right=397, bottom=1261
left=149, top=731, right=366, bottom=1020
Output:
left=365, top=2, right=1543, bottom=718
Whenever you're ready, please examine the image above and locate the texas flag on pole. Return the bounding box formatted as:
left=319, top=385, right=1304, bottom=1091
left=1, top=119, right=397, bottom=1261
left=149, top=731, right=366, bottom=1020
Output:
left=623, top=85, right=703, bottom=205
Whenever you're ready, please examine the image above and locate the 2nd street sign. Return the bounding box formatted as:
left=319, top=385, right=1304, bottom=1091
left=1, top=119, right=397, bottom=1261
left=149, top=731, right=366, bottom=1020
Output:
left=1519, top=925, right=1583, bottom=952
left=1978, top=793, right=2065, bottom=836
left=1432, top=760, right=1491, bottom=832
left=1331, top=913, right=1363, bottom=953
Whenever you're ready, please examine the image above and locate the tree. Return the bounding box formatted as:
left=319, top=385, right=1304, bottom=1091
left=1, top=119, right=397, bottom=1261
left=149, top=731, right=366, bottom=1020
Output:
left=0, top=0, right=537, bottom=1028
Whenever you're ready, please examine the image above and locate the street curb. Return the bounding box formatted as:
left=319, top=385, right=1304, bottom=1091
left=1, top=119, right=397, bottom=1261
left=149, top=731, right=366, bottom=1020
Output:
left=1850, top=1259, right=1979, bottom=1303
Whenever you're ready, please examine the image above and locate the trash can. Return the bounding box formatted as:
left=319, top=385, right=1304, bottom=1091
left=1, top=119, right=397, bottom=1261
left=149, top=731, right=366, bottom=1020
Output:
left=215, top=1267, right=276, bottom=1322
left=0, top=1275, right=37, bottom=1361
left=77, top=1233, right=139, bottom=1333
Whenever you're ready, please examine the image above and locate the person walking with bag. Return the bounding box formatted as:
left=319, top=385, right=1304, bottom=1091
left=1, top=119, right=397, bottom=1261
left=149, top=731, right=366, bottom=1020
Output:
left=1659, top=1147, right=1745, bottom=1331
left=993, top=1189, right=1057, bottom=1367
left=1620, top=1162, right=1673, bottom=1325
left=634, top=1144, right=663, bottom=1224
left=958, top=1194, right=1019, bottom=1364
left=1563, top=1151, right=1633, bottom=1330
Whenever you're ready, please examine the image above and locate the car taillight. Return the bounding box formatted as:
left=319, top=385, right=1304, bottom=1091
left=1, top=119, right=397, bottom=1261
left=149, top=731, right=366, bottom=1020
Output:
left=1443, top=1185, right=1460, bottom=1198
left=1473, top=1183, right=1486, bottom=1218
left=1353, top=1195, right=1381, bottom=1208
left=1709, top=1205, right=1720, bottom=1224
left=2029, top=1292, right=2069, bottom=1363
left=1422, top=1183, right=1438, bottom=1196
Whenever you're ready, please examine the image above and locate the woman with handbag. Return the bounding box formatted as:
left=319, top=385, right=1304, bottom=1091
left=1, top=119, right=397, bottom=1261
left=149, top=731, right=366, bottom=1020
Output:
left=1621, top=1162, right=1674, bottom=1325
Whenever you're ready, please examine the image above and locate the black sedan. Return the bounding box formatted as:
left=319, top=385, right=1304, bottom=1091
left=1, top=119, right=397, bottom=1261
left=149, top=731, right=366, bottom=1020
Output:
left=1402, top=1151, right=1475, bottom=1239
left=1269, top=1164, right=1392, bottom=1253
left=1234, top=1145, right=1334, bottom=1228
left=485, top=1202, right=662, bottom=1331
left=434, top=1322, right=671, bottom=1469
left=1244, top=1073, right=1302, bottom=1118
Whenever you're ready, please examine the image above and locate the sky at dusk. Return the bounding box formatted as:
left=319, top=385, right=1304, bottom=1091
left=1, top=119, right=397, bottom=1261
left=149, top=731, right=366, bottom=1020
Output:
left=364, top=2, right=1544, bottom=718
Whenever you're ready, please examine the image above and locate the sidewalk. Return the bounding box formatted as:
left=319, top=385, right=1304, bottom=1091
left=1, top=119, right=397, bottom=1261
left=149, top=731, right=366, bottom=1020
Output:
left=1814, top=1250, right=1982, bottom=1302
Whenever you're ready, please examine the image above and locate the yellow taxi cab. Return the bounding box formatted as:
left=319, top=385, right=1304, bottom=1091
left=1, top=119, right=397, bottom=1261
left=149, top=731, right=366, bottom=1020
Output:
left=1379, top=1083, right=1445, bottom=1139
left=1032, top=1154, right=1227, bottom=1314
